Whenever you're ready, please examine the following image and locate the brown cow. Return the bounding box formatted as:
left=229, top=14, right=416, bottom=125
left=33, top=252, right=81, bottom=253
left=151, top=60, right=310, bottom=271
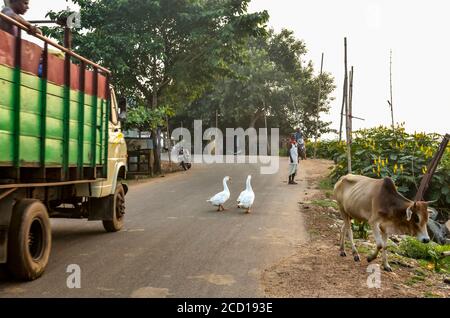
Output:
left=334, top=174, right=432, bottom=271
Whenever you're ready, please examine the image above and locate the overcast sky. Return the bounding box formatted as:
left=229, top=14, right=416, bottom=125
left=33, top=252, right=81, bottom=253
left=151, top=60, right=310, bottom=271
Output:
left=249, top=0, right=449, bottom=136
left=12, top=0, right=450, bottom=136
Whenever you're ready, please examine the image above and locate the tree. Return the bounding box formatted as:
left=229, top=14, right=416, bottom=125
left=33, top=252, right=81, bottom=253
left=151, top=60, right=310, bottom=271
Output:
left=45, top=0, right=268, bottom=173
left=177, top=29, right=335, bottom=138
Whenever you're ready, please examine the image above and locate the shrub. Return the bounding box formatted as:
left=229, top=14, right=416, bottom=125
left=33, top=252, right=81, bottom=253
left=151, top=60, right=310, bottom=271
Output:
left=399, top=237, right=450, bottom=272
left=312, top=125, right=450, bottom=214
left=351, top=220, right=370, bottom=240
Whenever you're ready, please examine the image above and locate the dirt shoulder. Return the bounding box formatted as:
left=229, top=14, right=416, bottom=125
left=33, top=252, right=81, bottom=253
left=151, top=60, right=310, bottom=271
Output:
left=262, top=159, right=450, bottom=298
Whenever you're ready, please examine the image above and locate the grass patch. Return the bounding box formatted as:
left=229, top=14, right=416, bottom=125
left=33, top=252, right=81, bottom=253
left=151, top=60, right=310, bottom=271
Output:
left=405, top=275, right=426, bottom=287
left=318, top=178, right=334, bottom=191
left=356, top=244, right=372, bottom=255
left=311, top=199, right=339, bottom=210
left=424, top=292, right=442, bottom=298
left=399, top=237, right=450, bottom=273
left=414, top=268, right=427, bottom=277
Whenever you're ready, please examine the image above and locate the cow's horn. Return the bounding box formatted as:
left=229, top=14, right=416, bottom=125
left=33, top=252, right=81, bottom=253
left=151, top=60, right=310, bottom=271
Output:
left=406, top=206, right=413, bottom=221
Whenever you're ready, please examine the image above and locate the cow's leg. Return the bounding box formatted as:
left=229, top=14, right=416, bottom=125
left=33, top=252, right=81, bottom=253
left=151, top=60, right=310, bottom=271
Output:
left=339, top=216, right=350, bottom=257
left=347, top=224, right=360, bottom=262
left=367, top=223, right=383, bottom=263
left=381, top=231, right=392, bottom=272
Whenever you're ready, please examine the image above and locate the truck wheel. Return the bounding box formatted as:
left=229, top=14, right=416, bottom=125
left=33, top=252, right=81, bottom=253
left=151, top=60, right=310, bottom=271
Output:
left=102, top=184, right=125, bottom=233
left=7, top=199, right=51, bottom=281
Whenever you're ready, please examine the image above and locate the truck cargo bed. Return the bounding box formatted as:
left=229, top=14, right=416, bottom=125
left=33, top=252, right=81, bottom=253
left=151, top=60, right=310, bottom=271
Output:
left=0, top=28, right=110, bottom=184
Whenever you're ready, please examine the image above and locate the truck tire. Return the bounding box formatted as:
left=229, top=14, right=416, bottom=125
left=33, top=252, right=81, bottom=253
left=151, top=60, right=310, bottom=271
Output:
left=102, top=184, right=125, bottom=233
left=7, top=199, right=51, bottom=281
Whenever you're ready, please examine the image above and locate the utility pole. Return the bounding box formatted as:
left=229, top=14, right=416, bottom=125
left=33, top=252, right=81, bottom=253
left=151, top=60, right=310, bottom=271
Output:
left=314, top=53, right=324, bottom=159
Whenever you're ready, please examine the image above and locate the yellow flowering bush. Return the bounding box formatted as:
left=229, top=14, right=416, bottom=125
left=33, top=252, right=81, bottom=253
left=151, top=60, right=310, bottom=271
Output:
left=313, top=125, right=450, bottom=212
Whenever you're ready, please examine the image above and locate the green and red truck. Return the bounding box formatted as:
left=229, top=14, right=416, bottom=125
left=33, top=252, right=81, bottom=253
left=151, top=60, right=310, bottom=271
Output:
left=0, top=13, right=128, bottom=281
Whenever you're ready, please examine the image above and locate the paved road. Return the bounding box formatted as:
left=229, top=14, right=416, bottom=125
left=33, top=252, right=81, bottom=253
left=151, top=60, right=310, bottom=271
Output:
left=0, top=158, right=308, bottom=298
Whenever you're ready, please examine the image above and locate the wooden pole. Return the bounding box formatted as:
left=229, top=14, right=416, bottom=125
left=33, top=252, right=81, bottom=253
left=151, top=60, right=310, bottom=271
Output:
left=414, top=134, right=449, bottom=201
left=314, top=53, right=324, bottom=159
left=349, top=66, right=354, bottom=141
left=344, top=38, right=352, bottom=174
left=389, top=49, right=395, bottom=130
left=339, top=78, right=347, bottom=142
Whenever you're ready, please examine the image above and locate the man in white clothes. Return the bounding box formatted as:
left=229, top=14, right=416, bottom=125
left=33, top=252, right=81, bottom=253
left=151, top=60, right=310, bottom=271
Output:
left=288, top=135, right=299, bottom=185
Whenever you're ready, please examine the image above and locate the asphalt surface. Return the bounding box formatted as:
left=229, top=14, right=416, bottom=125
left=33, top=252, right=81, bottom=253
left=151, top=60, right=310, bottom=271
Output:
left=0, top=158, right=308, bottom=298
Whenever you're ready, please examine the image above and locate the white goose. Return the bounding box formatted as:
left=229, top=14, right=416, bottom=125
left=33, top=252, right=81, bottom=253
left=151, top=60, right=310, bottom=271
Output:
left=237, top=175, right=255, bottom=213
left=207, top=176, right=231, bottom=212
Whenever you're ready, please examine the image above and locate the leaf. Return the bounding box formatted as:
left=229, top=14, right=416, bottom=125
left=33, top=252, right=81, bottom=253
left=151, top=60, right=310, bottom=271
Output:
left=428, top=192, right=441, bottom=201
left=397, top=186, right=409, bottom=193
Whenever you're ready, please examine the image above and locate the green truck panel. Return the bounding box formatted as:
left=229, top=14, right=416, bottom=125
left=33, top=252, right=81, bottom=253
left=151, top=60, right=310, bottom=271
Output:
left=0, top=64, right=108, bottom=170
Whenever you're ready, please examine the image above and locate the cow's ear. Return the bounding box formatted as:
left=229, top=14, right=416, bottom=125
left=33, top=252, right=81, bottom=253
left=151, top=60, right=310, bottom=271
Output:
left=406, top=207, right=413, bottom=221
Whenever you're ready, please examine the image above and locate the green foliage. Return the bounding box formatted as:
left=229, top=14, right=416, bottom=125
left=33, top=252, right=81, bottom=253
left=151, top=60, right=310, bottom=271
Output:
left=278, top=147, right=289, bottom=157
left=399, top=237, right=450, bottom=273
left=311, top=199, right=339, bottom=210
left=405, top=273, right=426, bottom=286
left=44, top=1, right=336, bottom=166
left=174, top=29, right=335, bottom=136
left=351, top=220, right=370, bottom=240
left=45, top=0, right=269, bottom=109
left=124, top=105, right=174, bottom=131
left=313, top=125, right=450, bottom=212
left=318, top=177, right=334, bottom=191
left=423, top=292, right=442, bottom=298
left=44, top=0, right=269, bottom=172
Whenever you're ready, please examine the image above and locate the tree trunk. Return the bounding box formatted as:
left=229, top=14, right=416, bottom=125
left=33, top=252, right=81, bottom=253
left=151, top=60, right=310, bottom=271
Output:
left=152, top=128, right=161, bottom=175
left=249, top=109, right=264, bottom=128
left=152, top=89, right=162, bottom=175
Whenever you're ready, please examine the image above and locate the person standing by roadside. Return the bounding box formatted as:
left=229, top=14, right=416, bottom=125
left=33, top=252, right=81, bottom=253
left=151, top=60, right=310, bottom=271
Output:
left=288, top=135, right=299, bottom=185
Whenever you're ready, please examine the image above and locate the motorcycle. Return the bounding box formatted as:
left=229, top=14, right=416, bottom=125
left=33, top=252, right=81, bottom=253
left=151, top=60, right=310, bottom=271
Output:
left=298, top=141, right=307, bottom=160
left=177, top=147, right=192, bottom=171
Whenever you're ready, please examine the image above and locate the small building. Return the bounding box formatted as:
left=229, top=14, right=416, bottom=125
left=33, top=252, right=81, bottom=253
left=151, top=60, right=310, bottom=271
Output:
left=124, top=130, right=154, bottom=176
